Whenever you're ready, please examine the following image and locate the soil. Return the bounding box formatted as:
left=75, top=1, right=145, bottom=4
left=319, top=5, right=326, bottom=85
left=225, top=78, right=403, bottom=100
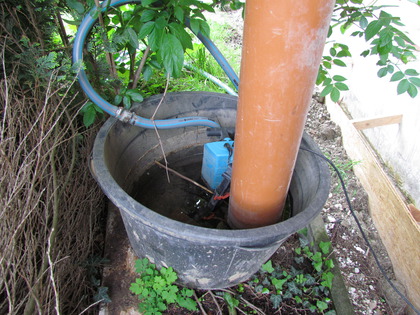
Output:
left=304, top=97, right=407, bottom=315
left=99, top=9, right=409, bottom=315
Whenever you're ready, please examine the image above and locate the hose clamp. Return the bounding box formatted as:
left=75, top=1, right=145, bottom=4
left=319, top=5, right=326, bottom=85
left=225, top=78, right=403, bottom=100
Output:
left=115, top=107, right=136, bottom=125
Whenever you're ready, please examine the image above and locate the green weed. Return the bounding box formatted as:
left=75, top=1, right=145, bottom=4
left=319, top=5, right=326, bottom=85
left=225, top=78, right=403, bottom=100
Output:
left=252, top=233, right=336, bottom=314
left=130, top=258, right=197, bottom=315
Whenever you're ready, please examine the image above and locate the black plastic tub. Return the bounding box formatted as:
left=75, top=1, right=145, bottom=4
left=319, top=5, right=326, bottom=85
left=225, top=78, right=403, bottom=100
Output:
left=91, top=92, right=330, bottom=289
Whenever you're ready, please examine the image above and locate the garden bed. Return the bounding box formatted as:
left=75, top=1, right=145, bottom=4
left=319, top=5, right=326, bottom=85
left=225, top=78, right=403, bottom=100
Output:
left=98, top=95, right=405, bottom=314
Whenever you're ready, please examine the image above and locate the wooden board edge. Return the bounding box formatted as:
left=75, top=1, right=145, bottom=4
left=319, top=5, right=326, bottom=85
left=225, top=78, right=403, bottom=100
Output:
left=325, top=100, right=420, bottom=311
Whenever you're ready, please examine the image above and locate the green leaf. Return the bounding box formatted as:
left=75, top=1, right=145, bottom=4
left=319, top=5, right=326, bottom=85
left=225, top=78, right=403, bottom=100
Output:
left=198, top=20, right=210, bottom=38
left=270, top=294, right=282, bottom=309
left=390, top=71, right=404, bottom=82
left=155, top=16, right=167, bottom=30
left=359, top=15, right=368, bottom=29
left=161, top=285, right=178, bottom=303
left=335, top=82, right=349, bottom=91
left=161, top=267, right=178, bottom=284
left=317, top=300, right=329, bottom=311
left=189, top=18, right=200, bottom=34
left=139, top=21, right=155, bottom=39
left=159, top=33, right=184, bottom=77
left=333, top=59, right=347, bottom=67
left=66, top=0, right=85, bottom=14
left=197, top=2, right=215, bottom=13
left=93, top=286, right=111, bottom=303
left=314, top=261, right=323, bottom=272
left=148, top=27, right=164, bottom=51
left=405, top=69, right=419, bottom=76
left=321, top=271, right=334, bottom=289
left=94, top=104, right=104, bottom=113
left=177, top=297, right=197, bottom=311
left=141, top=10, right=156, bottom=22
left=365, top=20, right=382, bottom=41
left=125, top=27, right=139, bottom=49
left=333, top=75, right=346, bottom=82
left=319, top=241, right=331, bottom=255
left=223, top=292, right=239, bottom=311
left=288, top=282, right=302, bottom=295
left=377, top=42, right=393, bottom=55
left=262, top=287, right=270, bottom=294
left=360, top=49, right=370, bottom=57
left=379, top=27, right=394, bottom=47
left=407, top=83, right=418, bottom=98
left=323, top=61, right=332, bottom=69
left=272, top=278, right=287, bottom=290
left=123, top=95, right=131, bottom=109
left=143, top=65, right=153, bottom=81
left=377, top=67, right=388, bottom=78
left=82, top=104, right=96, bottom=127
left=409, top=77, right=420, bottom=87
left=169, top=23, right=193, bottom=50
left=330, top=87, right=341, bottom=102
left=394, top=36, right=406, bottom=47
left=320, top=84, right=334, bottom=97
left=126, top=90, right=144, bottom=102
left=261, top=260, right=275, bottom=273
left=174, top=6, right=184, bottom=22
left=142, top=0, right=159, bottom=6
left=325, top=259, right=335, bottom=269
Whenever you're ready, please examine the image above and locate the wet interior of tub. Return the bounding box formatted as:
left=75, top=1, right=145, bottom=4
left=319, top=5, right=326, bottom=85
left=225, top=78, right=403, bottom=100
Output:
left=129, top=144, right=292, bottom=229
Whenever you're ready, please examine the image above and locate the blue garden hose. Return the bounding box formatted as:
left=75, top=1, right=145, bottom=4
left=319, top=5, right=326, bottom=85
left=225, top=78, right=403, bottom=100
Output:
left=73, top=0, right=238, bottom=129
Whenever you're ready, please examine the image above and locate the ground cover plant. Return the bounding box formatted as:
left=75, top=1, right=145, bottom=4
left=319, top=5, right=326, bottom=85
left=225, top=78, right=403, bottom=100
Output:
left=130, top=231, right=337, bottom=314
left=1, top=0, right=419, bottom=314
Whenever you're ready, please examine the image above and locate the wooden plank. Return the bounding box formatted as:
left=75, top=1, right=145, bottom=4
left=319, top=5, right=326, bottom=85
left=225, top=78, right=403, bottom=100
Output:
left=325, top=101, right=420, bottom=312
left=351, top=114, right=403, bottom=130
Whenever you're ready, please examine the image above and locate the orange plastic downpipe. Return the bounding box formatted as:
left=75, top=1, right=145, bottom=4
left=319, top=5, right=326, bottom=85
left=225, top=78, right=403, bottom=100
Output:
left=228, top=0, right=335, bottom=229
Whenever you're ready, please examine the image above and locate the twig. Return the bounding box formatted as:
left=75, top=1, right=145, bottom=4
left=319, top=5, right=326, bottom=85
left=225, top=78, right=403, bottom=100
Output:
left=151, top=72, right=170, bottom=120
left=152, top=124, right=170, bottom=183
left=131, top=46, right=151, bottom=89
left=47, top=228, right=60, bottom=315
left=238, top=296, right=265, bottom=315
left=154, top=161, right=213, bottom=194
left=78, top=299, right=104, bottom=315
left=218, top=289, right=266, bottom=315
left=94, top=0, right=118, bottom=80
left=207, top=290, right=223, bottom=315
left=151, top=73, right=171, bottom=182
left=194, top=291, right=208, bottom=315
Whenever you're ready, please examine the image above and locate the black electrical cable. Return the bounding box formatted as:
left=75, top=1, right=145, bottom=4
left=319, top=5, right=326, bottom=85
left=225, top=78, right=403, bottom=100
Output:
left=300, top=147, right=420, bottom=315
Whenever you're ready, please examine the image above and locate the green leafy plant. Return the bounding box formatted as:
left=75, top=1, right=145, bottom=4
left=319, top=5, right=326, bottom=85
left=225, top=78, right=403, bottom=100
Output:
left=252, top=234, right=336, bottom=314
left=129, top=258, right=197, bottom=315
left=318, top=0, right=420, bottom=100
left=80, top=101, right=105, bottom=127
left=65, top=0, right=419, bottom=127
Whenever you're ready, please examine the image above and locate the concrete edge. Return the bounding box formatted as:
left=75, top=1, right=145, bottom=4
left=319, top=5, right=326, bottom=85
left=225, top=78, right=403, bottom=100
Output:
left=308, top=214, right=355, bottom=315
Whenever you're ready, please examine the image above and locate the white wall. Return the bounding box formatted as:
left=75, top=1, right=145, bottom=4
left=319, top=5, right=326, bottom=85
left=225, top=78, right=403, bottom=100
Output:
left=330, top=0, right=420, bottom=206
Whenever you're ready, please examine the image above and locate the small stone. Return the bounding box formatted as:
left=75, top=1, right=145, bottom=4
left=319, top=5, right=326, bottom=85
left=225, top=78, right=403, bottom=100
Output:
left=368, top=300, right=377, bottom=311
left=327, top=215, right=337, bottom=222
left=355, top=246, right=366, bottom=254
left=319, top=123, right=338, bottom=140
left=354, top=267, right=360, bottom=273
